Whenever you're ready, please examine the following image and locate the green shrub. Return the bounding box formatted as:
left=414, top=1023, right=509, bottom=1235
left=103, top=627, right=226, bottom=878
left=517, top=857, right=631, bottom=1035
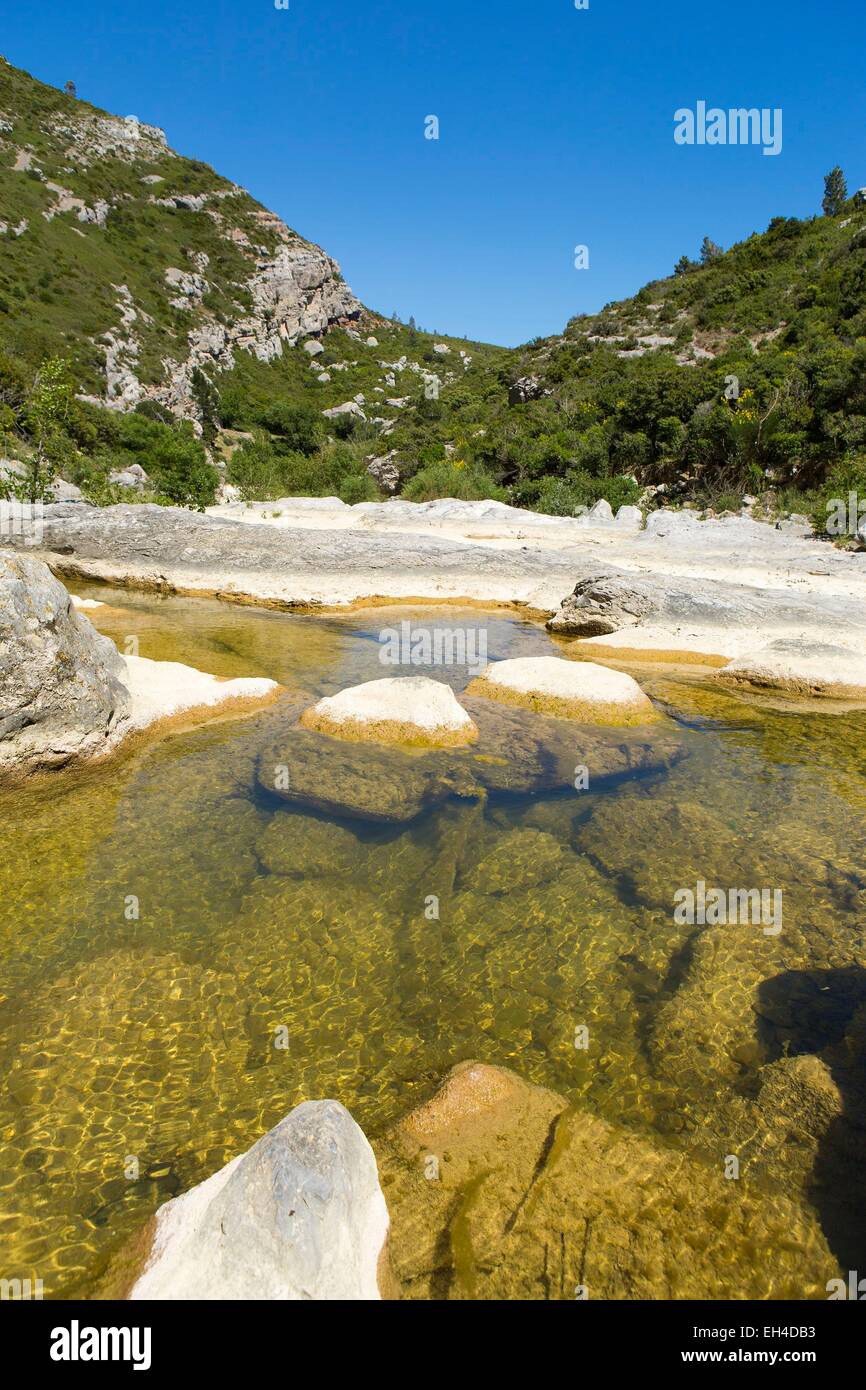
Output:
left=526, top=470, right=641, bottom=516
left=254, top=400, right=323, bottom=455
left=811, top=454, right=866, bottom=538
left=401, top=459, right=506, bottom=503
left=338, top=472, right=378, bottom=505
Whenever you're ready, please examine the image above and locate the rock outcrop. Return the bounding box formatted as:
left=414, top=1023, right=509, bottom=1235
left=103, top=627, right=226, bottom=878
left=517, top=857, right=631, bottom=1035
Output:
left=0, top=552, right=131, bottom=778
left=0, top=553, right=280, bottom=781
left=125, top=1101, right=390, bottom=1300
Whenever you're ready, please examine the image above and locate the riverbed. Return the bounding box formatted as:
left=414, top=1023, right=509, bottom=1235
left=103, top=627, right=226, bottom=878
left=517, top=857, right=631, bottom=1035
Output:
left=1, top=584, right=865, bottom=1297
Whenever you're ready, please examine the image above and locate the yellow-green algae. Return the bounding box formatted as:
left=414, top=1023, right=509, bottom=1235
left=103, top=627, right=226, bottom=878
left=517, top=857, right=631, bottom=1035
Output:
left=0, top=585, right=864, bottom=1298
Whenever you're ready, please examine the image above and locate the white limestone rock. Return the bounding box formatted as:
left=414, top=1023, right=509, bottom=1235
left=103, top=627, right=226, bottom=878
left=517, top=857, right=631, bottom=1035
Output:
left=122, top=655, right=278, bottom=731
left=128, top=1101, right=390, bottom=1300
left=468, top=656, right=658, bottom=725
left=300, top=675, right=478, bottom=746
left=717, top=640, right=866, bottom=699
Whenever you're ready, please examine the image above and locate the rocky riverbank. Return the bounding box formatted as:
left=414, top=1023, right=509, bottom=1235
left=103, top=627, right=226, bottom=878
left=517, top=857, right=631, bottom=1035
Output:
left=5, top=497, right=866, bottom=700
left=0, top=553, right=279, bottom=782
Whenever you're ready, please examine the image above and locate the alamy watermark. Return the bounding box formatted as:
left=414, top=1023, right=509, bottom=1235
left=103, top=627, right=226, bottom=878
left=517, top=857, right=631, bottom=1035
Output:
left=673, top=879, right=782, bottom=936
left=675, top=102, right=782, bottom=157
left=825, top=491, right=865, bottom=537
left=378, top=621, right=488, bottom=675
left=827, top=1270, right=866, bottom=1299
left=1, top=1275, right=43, bottom=1300
left=0, top=499, right=43, bottom=546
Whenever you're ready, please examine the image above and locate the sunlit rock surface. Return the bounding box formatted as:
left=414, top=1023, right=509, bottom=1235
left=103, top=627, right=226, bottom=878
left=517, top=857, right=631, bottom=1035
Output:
left=125, top=1101, right=389, bottom=1300
left=0, top=553, right=130, bottom=779
left=467, top=655, right=658, bottom=725
left=299, top=675, right=478, bottom=747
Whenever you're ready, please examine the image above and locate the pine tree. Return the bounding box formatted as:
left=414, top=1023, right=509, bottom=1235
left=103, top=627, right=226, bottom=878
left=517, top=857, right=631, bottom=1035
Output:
left=700, top=236, right=723, bottom=264
left=822, top=167, right=848, bottom=217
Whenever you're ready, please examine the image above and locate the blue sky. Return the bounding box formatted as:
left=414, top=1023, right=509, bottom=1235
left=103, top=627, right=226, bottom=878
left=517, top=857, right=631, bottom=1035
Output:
left=4, top=0, right=865, bottom=345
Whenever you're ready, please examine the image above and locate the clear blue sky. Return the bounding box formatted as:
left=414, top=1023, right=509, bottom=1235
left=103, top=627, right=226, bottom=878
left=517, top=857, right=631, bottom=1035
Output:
left=4, top=0, right=865, bottom=345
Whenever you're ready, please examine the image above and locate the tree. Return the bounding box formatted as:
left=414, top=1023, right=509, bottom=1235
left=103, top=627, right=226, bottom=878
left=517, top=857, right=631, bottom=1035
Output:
left=674, top=255, right=694, bottom=277
left=64, top=80, right=77, bottom=98
left=700, top=236, right=724, bottom=264
left=189, top=367, right=220, bottom=442
left=823, top=167, right=848, bottom=217
left=149, top=421, right=218, bottom=509
left=22, top=357, right=74, bottom=503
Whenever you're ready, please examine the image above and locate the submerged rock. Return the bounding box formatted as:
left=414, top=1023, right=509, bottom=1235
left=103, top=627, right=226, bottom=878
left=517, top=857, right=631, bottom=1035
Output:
left=0, top=552, right=131, bottom=779
left=467, top=656, right=658, bottom=725
left=257, top=810, right=364, bottom=876
left=376, top=1061, right=838, bottom=1300
left=258, top=724, right=481, bottom=822
left=299, top=675, right=478, bottom=747
left=125, top=1100, right=390, bottom=1300
left=259, top=696, right=685, bottom=822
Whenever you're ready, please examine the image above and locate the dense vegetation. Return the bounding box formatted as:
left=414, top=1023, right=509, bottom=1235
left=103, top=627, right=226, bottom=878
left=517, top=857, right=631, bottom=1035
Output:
left=2, top=55, right=866, bottom=532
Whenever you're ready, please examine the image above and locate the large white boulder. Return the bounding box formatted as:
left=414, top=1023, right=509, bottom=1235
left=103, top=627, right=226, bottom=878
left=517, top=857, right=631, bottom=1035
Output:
left=323, top=401, right=366, bottom=421
left=299, top=675, right=478, bottom=746
left=128, top=1101, right=390, bottom=1300
left=467, top=656, right=658, bottom=725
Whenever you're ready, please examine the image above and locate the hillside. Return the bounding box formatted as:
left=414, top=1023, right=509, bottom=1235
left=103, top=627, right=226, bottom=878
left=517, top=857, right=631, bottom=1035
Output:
left=2, top=54, right=866, bottom=523
left=450, top=202, right=866, bottom=519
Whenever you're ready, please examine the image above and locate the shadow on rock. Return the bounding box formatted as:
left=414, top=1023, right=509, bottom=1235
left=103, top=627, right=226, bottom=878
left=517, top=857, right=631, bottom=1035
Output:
left=755, top=966, right=866, bottom=1274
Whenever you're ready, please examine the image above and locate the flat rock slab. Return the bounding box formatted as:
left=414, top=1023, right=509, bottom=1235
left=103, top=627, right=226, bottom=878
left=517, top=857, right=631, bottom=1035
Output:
left=547, top=567, right=862, bottom=643
left=717, top=639, right=866, bottom=699
left=10, top=502, right=577, bottom=610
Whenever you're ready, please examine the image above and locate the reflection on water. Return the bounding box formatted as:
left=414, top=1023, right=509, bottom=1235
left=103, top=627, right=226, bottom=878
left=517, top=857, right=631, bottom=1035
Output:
left=1, top=585, right=865, bottom=1297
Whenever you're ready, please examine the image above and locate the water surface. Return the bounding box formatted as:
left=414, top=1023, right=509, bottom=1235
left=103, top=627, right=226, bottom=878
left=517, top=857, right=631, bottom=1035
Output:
left=1, top=585, right=865, bottom=1297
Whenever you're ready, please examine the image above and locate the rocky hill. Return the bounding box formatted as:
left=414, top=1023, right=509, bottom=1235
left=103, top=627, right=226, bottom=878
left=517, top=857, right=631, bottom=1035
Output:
left=2, top=54, right=865, bottom=524
left=0, top=54, right=365, bottom=415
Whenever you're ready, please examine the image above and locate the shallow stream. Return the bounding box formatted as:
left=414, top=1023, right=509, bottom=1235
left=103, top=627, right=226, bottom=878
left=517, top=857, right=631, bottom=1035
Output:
left=1, top=585, right=865, bottom=1297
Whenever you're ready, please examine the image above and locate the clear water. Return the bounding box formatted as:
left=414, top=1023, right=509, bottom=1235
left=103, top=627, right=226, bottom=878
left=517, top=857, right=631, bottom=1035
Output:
left=1, top=584, right=865, bottom=1298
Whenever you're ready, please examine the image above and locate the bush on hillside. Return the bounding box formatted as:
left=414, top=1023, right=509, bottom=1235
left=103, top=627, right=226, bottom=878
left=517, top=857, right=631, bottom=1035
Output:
left=810, top=453, right=866, bottom=538
left=401, top=459, right=506, bottom=503
left=520, top=470, right=640, bottom=516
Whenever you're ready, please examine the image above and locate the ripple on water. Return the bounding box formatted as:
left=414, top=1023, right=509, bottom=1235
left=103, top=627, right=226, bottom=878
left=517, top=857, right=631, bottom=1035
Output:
left=1, top=595, right=865, bottom=1296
